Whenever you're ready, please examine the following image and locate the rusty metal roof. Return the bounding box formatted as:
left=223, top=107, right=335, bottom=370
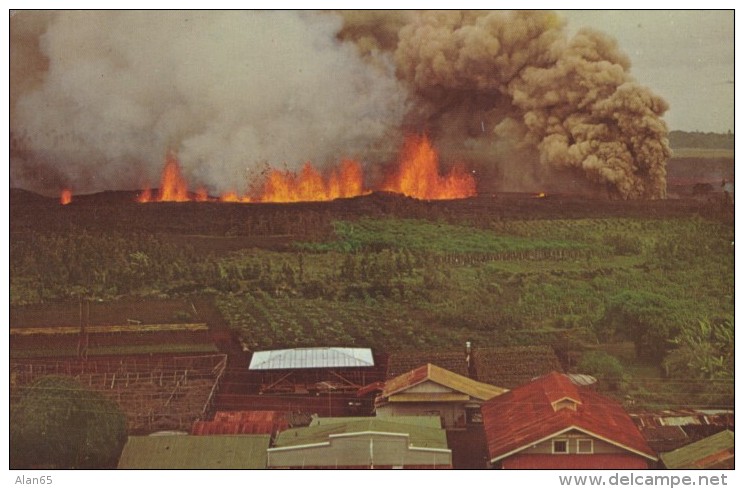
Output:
left=249, top=347, right=374, bottom=370
left=482, top=372, right=657, bottom=463
left=380, top=363, right=507, bottom=402
left=191, top=411, right=289, bottom=436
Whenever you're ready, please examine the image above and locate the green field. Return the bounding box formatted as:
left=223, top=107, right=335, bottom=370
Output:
left=300, top=218, right=585, bottom=254
left=10, top=213, right=734, bottom=408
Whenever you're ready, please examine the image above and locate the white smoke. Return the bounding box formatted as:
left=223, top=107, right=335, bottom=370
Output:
left=11, top=10, right=673, bottom=199
left=10, top=11, right=407, bottom=195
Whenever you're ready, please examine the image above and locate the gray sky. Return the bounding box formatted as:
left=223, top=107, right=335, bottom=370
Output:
left=559, top=10, right=734, bottom=133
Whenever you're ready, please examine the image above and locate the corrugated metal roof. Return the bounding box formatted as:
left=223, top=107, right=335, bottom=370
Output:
left=640, top=425, right=689, bottom=442
left=249, top=347, right=374, bottom=370
left=191, top=410, right=289, bottom=436
left=630, top=409, right=734, bottom=429
left=482, top=372, right=657, bottom=463
left=543, top=373, right=582, bottom=405
left=661, top=416, right=701, bottom=426
left=117, top=435, right=270, bottom=469
left=660, top=430, right=735, bottom=469
left=565, top=373, right=597, bottom=386
left=380, top=363, right=507, bottom=401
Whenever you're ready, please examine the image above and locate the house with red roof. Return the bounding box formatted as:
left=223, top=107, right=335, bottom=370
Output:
left=481, top=372, right=657, bottom=469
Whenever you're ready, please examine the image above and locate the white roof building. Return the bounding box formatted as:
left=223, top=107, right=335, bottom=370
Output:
left=249, top=347, right=375, bottom=370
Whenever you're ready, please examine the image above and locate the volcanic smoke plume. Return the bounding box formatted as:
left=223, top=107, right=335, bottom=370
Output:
left=11, top=10, right=671, bottom=199
left=342, top=10, right=671, bottom=199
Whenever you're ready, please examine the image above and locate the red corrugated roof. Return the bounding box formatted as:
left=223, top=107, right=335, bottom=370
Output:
left=382, top=363, right=431, bottom=396
left=502, top=453, right=651, bottom=469
left=192, top=410, right=289, bottom=436
left=543, top=371, right=582, bottom=405
left=482, top=372, right=657, bottom=463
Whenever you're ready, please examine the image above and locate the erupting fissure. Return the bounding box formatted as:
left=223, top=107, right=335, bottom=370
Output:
left=134, top=135, right=477, bottom=204
left=258, top=160, right=367, bottom=203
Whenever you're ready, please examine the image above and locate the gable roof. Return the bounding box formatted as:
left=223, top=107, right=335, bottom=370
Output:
left=380, top=363, right=507, bottom=402
left=660, top=430, right=734, bottom=469
left=273, top=416, right=448, bottom=450
left=249, top=347, right=374, bottom=370
left=482, top=372, right=657, bottom=463
left=117, top=435, right=270, bottom=469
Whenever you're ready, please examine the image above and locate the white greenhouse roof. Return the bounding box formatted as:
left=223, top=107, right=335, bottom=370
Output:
left=249, top=347, right=375, bottom=370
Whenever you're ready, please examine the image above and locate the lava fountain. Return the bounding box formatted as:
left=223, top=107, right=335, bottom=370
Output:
left=138, top=150, right=189, bottom=203
left=382, top=134, right=476, bottom=200
left=137, top=134, right=477, bottom=204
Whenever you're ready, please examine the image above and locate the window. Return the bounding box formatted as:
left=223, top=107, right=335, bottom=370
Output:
left=552, top=439, right=569, bottom=454
left=577, top=439, right=594, bottom=454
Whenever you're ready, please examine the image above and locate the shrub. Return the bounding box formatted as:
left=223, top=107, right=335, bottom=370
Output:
left=10, top=376, right=128, bottom=469
left=578, top=351, right=625, bottom=390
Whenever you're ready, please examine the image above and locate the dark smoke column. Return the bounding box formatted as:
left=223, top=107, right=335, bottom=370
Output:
left=391, top=11, right=671, bottom=199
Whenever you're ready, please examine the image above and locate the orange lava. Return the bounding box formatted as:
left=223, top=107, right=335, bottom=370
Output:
left=382, top=134, right=477, bottom=200
left=219, top=191, right=251, bottom=203
left=138, top=135, right=477, bottom=204
left=257, top=160, right=366, bottom=203
left=60, top=189, right=72, bottom=205
left=158, top=150, right=189, bottom=202
left=138, top=150, right=189, bottom=202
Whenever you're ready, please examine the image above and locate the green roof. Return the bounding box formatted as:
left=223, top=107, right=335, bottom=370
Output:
left=274, top=416, right=448, bottom=450
left=117, top=435, right=270, bottom=469
left=660, top=430, right=735, bottom=469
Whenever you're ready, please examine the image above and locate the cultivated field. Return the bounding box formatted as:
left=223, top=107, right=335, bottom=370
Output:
left=9, top=183, right=735, bottom=410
